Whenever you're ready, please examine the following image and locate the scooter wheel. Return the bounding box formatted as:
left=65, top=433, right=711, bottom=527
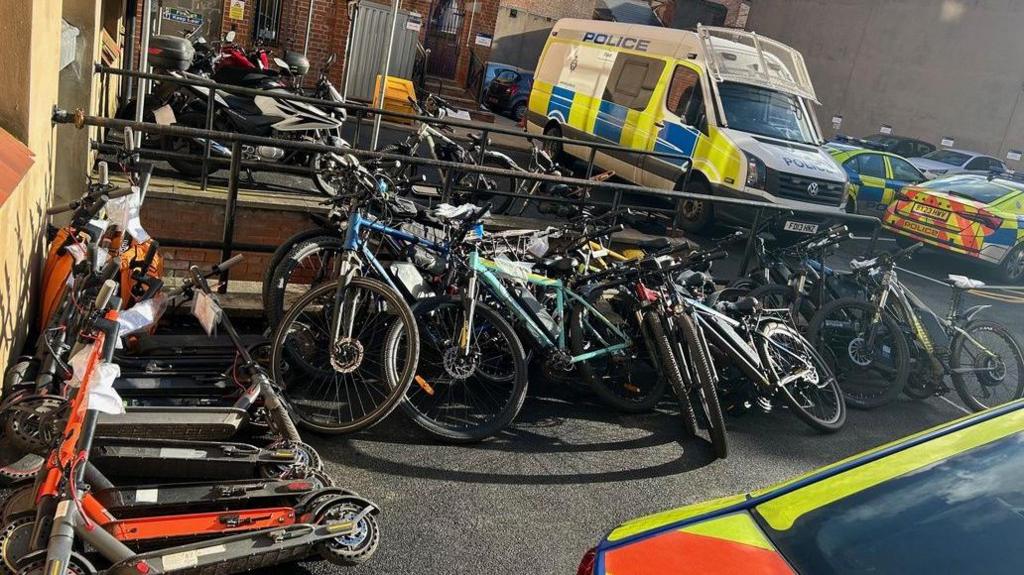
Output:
left=315, top=502, right=380, bottom=566
left=1, top=516, right=34, bottom=575
left=0, top=455, right=43, bottom=488
left=2, top=396, right=66, bottom=457
left=260, top=440, right=324, bottom=479
left=15, top=552, right=94, bottom=575
left=0, top=486, right=35, bottom=525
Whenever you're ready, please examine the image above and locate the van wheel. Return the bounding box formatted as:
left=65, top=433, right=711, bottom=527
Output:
left=542, top=124, right=566, bottom=163
left=675, top=178, right=714, bottom=234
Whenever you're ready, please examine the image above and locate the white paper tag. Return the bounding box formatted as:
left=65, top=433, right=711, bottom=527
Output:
left=153, top=104, right=177, bottom=126
left=55, top=500, right=71, bottom=519
left=67, top=346, right=125, bottom=415
left=191, top=290, right=221, bottom=336
left=158, top=447, right=206, bottom=459
left=106, top=187, right=150, bottom=243
left=66, top=242, right=88, bottom=264
left=160, top=544, right=226, bottom=570
left=135, top=488, right=159, bottom=503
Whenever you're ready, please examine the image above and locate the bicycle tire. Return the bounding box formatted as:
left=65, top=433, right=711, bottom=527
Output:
left=400, top=296, right=528, bottom=442
left=950, top=319, right=1024, bottom=411
left=265, top=235, right=346, bottom=328
left=270, top=277, right=419, bottom=434
left=763, top=322, right=847, bottom=432
left=807, top=297, right=910, bottom=409
left=674, top=313, right=728, bottom=459
left=473, top=155, right=516, bottom=214
left=570, top=289, right=666, bottom=413
left=748, top=283, right=817, bottom=332
left=641, top=311, right=699, bottom=438
left=262, top=227, right=337, bottom=324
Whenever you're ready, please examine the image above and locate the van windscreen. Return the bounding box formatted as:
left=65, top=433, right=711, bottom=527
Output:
left=718, top=82, right=817, bottom=145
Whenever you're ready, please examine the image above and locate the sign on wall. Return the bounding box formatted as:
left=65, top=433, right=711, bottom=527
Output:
left=831, top=115, right=843, bottom=130
left=406, top=12, right=422, bottom=31
left=229, top=0, right=245, bottom=20
left=879, top=124, right=892, bottom=135
left=1007, top=150, right=1022, bottom=162
left=162, top=7, right=203, bottom=26
left=940, top=137, right=955, bottom=147
left=475, top=33, right=493, bottom=47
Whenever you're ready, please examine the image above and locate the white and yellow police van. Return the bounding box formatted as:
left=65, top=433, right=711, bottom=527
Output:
left=526, top=20, right=848, bottom=232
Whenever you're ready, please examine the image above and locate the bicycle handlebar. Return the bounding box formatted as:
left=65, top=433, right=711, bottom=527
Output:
left=566, top=223, right=624, bottom=253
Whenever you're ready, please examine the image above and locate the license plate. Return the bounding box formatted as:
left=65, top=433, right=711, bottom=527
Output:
left=783, top=221, right=819, bottom=234
left=912, top=203, right=950, bottom=220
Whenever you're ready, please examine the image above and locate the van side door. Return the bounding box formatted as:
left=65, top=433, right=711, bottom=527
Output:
left=641, top=63, right=709, bottom=189
left=597, top=53, right=666, bottom=182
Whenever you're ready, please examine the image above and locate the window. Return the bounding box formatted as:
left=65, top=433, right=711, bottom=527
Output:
left=717, top=81, right=816, bottom=145
left=854, top=153, right=886, bottom=179
left=536, top=42, right=569, bottom=84
left=603, top=54, right=664, bottom=111
left=253, top=0, right=282, bottom=42
left=889, top=157, right=923, bottom=182
left=495, top=69, right=519, bottom=83
left=762, top=432, right=1024, bottom=574
left=914, top=142, right=936, bottom=157
left=920, top=175, right=1019, bottom=204
left=922, top=149, right=970, bottom=167
left=666, top=66, right=704, bottom=127
left=966, top=156, right=1005, bottom=172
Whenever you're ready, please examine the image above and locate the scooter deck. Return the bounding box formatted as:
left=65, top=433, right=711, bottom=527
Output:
left=105, top=522, right=355, bottom=575
left=97, top=407, right=246, bottom=441
left=115, top=375, right=235, bottom=398
left=91, top=438, right=298, bottom=480
left=3, top=478, right=332, bottom=521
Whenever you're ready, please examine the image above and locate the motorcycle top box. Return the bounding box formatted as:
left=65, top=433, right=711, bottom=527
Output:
left=148, top=35, right=195, bottom=71
left=284, top=51, right=311, bottom=76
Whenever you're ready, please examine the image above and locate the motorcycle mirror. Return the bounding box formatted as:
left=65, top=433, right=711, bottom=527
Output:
left=224, top=30, right=236, bottom=43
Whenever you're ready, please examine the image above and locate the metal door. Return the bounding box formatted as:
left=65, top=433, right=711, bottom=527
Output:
left=424, top=0, right=464, bottom=79
left=346, top=1, right=420, bottom=101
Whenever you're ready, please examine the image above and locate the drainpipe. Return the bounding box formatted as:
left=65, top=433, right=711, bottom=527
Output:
left=371, top=0, right=400, bottom=151
left=303, top=0, right=315, bottom=56
left=134, top=0, right=153, bottom=148
left=122, top=0, right=138, bottom=100
left=341, top=0, right=358, bottom=101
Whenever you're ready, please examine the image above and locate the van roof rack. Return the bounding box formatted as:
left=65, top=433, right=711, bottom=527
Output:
left=698, top=24, right=818, bottom=103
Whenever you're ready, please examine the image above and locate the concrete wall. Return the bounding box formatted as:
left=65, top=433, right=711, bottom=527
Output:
left=0, top=0, right=64, bottom=368
left=746, top=0, right=1024, bottom=164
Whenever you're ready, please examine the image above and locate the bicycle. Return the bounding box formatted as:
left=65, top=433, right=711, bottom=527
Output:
left=808, top=242, right=1024, bottom=411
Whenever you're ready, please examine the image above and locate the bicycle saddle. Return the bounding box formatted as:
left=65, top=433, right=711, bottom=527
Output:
left=637, top=237, right=671, bottom=251
left=534, top=256, right=576, bottom=275
left=717, top=296, right=760, bottom=316
left=947, top=274, right=985, bottom=289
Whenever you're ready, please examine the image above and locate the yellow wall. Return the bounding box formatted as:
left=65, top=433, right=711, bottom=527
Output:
left=0, top=0, right=64, bottom=371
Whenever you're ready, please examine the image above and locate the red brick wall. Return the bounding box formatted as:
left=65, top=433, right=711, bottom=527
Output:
left=141, top=195, right=320, bottom=281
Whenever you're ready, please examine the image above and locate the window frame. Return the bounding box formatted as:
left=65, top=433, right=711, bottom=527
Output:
left=665, top=64, right=706, bottom=129
left=887, top=156, right=924, bottom=182
left=253, top=0, right=284, bottom=43
left=603, top=53, right=665, bottom=112
left=854, top=153, right=887, bottom=179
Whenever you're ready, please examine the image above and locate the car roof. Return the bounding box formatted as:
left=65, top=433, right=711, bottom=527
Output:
left=600, top=399, right=1024, bottom=549
left=921, top=172, right=1024, bottom=193
left=939, top=148, right=995, bottom=159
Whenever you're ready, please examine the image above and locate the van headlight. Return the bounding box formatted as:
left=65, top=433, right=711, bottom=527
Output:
left=744, top=152, right=768, bottom=189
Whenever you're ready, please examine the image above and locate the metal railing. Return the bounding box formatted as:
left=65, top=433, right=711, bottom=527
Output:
left=55, top=107, right=881, bottom=292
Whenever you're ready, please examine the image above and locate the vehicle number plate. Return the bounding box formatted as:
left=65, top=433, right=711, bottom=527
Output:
left=784, top=221, right=819, bottom=234
left=912, top=204, right=949, bottom=220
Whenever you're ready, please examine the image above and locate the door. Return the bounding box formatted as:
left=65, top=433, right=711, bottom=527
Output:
left=596, top=53, right=665, bottom=181
left=643, top=63, right=709, bottom=188
left=882, top=155, right=926, bottom=212
left=844, top=153, right=888, bottom=214
left=424, top=0, right=464, bottom=79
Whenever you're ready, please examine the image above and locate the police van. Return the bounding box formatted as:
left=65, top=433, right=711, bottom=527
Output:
left=526, top=19, right=848, bottom=232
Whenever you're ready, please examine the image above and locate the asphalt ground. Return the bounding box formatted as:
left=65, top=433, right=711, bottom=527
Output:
left=98, top=127, right=1024, bottom=574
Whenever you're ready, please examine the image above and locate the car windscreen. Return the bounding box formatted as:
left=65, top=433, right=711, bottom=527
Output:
left=921, top=149, right=970, bottom=166
left=919, top=175, right=1019, bottom=204
left=717, top=81, right=818, bottom=145
left=760, top=432, right=1024, bottom=574
left=495, top=69, right=518, bottom=83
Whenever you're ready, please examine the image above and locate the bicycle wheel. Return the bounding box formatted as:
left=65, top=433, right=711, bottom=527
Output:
left=674, top=313, right=728, bottom=459
left=570, top=287, right=666, bottom=412
left=270, top=277, right=419, bottom=434
left=950, top=319, right=1024, bottom=411
left=807, top=297, right=909, bottom=409
left=400, top=296, right=528, bottom=442
left=262, top=226, right=335, bottom=319
left=748, top=284, right=816, bottom=332
left=475, top=156, right=517, bottom=215
left=265, top=236, right=345, bottom=328
left=761, top=321, right=846, bottom=432
left=641, top=311, right=699, bottom=439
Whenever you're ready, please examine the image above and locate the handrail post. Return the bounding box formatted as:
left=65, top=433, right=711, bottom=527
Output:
left=585, top=146, right=597, bottom=180
left=738, top=207, right=764, bottom=278
left=200, top=88, right=215, bottom=190
left=220, top=140, right=243, bottom=293
left=867, top=222, right=879, bottom=256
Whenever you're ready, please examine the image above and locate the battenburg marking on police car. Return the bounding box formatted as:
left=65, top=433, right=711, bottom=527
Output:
left=582, top=32, right=650, bottom=52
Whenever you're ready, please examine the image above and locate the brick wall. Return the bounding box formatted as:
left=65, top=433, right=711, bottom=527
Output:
left=500, top=0, right=594, bottom=21
left=141, top=195, right=321, bottom=282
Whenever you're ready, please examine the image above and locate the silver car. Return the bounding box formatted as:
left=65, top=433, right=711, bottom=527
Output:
left=908, top=148, right=1007, bottom=179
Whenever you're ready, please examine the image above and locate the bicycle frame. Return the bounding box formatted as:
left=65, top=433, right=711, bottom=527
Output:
left=462, top=250, right=631, bottom=362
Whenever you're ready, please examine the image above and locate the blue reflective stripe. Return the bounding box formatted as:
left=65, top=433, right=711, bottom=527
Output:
left=988, top=226, right=1016, bottom=246
left=548, top=85, right=574, bottom=123
left=655, top=123, right=698, bottom=165
left=594, top=99, right=627, bottom=143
